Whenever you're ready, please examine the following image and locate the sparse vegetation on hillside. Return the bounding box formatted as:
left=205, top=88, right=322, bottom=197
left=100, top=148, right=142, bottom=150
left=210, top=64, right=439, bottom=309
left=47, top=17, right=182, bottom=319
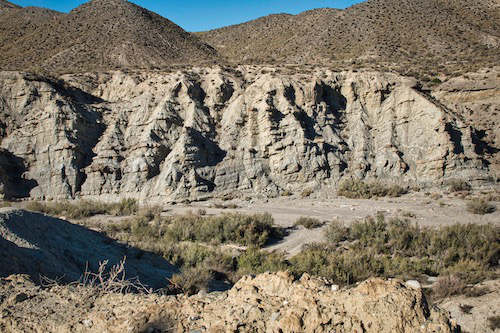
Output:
left=337, top=180, right=407, bottom=199
left=431, top=275, right=467, bottom=299
left=197, top=0, right=500, bottom=76
left=0, top=0, right=217, bottom=73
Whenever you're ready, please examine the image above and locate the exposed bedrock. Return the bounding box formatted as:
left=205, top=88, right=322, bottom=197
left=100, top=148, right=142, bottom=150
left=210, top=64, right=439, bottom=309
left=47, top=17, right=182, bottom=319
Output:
left=0, top=67, right=494, bottom=202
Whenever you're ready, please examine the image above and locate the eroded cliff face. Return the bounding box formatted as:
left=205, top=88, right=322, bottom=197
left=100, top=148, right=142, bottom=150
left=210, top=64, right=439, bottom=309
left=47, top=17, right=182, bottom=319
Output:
left=0, top=67, right=494, bottom=201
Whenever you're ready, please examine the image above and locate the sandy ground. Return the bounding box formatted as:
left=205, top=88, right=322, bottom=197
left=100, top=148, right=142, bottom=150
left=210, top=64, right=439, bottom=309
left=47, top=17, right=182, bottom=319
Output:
left=440, top=279, right=500, bottom=333
left=166, top=191, right=500, bottom=256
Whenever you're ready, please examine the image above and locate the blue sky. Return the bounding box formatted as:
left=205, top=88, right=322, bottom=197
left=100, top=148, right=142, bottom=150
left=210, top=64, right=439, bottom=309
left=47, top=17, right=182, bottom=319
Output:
left=10, top=0, right=362, bottom=31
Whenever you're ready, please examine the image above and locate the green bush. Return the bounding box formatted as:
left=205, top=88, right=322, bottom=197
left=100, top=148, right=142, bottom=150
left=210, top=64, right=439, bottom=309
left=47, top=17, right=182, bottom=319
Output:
left=95, top=211, right=499, bottom=295
left=237, top=247, right=288, bottom=276
left=291, top=215, right=500, bottom=286
left=337, top=180, right=407, bottom=199
left=324, top=220, right=349, bottom=243
left=165, top=213, right=283, bottom=247
left=294, top=217, right=324, bottom=229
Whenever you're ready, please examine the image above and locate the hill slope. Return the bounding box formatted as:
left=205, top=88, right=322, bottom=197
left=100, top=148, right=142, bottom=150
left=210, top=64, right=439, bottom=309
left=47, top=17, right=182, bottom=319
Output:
left=0, top=0, right=19, bottom=10
left=198, top=0, right=500, bottom=73
left=0, top=7, right=63, bottom=50
left=0, top=0, right=218, bottom=72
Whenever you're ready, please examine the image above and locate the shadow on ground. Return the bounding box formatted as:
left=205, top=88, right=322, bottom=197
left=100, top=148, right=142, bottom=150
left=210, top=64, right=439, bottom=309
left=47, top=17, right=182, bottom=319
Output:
left=0, top=208, right=178, bottom=290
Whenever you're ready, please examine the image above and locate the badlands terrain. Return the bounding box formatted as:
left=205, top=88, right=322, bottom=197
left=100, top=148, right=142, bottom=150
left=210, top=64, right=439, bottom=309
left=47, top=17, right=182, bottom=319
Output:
left=0, top=0, right=499, bottom=331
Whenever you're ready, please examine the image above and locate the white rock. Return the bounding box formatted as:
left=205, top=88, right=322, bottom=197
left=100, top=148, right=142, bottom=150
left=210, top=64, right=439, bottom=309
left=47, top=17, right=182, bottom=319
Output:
left=405, top=280, right=421, bottom=290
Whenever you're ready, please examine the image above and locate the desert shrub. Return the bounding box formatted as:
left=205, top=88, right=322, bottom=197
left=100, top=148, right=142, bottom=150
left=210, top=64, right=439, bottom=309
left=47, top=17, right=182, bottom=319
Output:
left=281, top=190, right=292, bottom=197
left=290, top=244, right=395, bottom=284
left=447, top=179, right=471, bottom=192
left=210, top=203, right=239, bottom=209
left=337, top=180, right=406, bottom=199
left=301, top=188, right=313, bottom=198
left=26, top=199, right=138, bottom=219
left=466, top=198, right=496, bottom=215
left=432, top=275, right=466, bottom=299
left=236, top=247, right=288, bottom=276
left=442, top=260, right=493, bottom=284
left=324, top=220, right=349, bottom=243
left=165, top=213, right=283, bottom=247
left=464, top=285, right=490, bottom=298
left=430, top=78, right=442, bottom=85
left=401, top=211, right=416, bottom=218
left=111, top=198, right=138, bottom=216
left=139, top=316, right=176, bottom=333
left=26, top=200, right=106, bottom=218
left=170, top=266, right=212, bottom=295
left=294, top=217, right=324, bottom=229
left=482, top=191, right=500, bottom=202
left=137, top=205, right=162, bottom=221
left=304, top=215, right=500, bottom=285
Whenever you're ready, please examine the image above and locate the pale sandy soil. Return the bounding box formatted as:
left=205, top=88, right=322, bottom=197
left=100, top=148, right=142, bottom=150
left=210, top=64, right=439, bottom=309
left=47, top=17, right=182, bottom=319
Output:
left=439, top=280, right=500, bottom=333
left=166, top=191, right=500, bottom=256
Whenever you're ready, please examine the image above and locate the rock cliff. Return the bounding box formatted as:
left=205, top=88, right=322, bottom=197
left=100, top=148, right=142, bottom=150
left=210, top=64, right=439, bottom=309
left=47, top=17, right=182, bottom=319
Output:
left=0, top=67, right=495, bottom=202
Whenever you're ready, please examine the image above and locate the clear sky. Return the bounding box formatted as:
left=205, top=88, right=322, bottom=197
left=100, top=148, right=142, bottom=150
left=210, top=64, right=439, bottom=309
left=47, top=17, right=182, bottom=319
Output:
left=10, top=0, right=363, bottom=32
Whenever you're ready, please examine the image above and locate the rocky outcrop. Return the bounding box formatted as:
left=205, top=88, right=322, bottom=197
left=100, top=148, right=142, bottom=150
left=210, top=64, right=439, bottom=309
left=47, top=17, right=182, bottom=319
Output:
left=0, top=272, right=458, bottom=332
left=432, top=69, right=500, bottom=175
left=0, top=67, right=494, bottom=202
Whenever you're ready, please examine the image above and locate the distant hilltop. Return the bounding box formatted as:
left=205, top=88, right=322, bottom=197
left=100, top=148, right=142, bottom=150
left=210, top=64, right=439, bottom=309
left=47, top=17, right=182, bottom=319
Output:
left=0, top=0, right=498, bottom=73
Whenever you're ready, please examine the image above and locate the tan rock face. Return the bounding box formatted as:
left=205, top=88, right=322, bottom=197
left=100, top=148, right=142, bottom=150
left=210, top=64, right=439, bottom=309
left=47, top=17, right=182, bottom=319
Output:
left=0, top=68, right=493, bottom=201
left=0, top=272, right=458, bottom=332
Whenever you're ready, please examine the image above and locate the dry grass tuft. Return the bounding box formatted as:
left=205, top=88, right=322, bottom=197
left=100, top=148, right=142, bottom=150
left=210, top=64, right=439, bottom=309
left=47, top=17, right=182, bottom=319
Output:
left=294, top=217, right=325, bottom=229
left=337, top=180, right=406, bottom=199
left=466, top=198, right=496, bottom=215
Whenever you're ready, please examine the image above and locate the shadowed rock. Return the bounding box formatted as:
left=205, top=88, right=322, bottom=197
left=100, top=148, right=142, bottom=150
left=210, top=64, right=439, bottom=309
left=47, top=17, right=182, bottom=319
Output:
left=0, top=208, right=177, bottom=289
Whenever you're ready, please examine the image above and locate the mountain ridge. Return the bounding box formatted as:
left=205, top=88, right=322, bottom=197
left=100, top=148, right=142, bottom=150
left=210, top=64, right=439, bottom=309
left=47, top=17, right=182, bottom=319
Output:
left=197, top=0, right=500, bottom=74
left=0, top=0, right=218, bottom=73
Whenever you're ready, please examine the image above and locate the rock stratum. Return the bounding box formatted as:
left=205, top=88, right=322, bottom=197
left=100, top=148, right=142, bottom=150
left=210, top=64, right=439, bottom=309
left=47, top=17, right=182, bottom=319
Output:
left=0, top=67, right=497, bottom=202
left=0, top=271, right=458, bottom=332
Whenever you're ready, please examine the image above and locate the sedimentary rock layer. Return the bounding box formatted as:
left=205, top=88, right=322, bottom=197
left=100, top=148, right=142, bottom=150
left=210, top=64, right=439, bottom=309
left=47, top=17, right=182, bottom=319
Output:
left=0, top=68, right=494, bottom=201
